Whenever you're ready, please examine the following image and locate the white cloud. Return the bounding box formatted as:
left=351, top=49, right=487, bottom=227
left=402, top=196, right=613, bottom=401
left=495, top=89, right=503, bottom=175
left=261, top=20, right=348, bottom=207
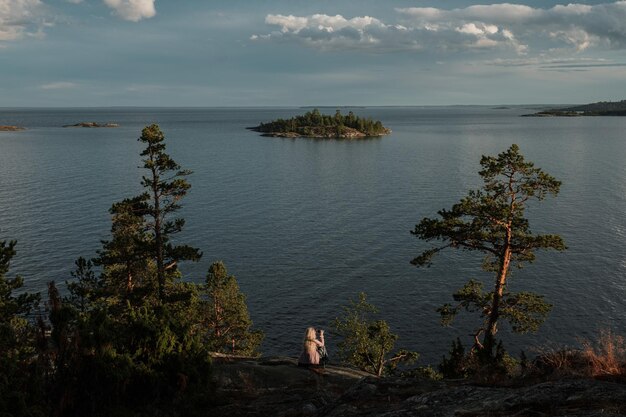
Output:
left=255, top=13, right=425, bottom=51
left=265, top=14, right=308, bottom=33
left=66, top=0, right=83, bottom=4
left=40, top=81, right=78, bottom=90
left=398, top=1, right=626, bottom=51
left=103, top=0, right=156, bottom=22
left=456, top=23, right=498, bottom=36
left=0, top=0, right=44, bottom=42
left=253, top=2, right=626, bottom=55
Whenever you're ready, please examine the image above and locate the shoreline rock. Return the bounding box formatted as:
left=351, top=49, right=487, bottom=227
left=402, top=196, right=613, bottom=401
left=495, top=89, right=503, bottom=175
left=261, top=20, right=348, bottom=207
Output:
left=62, top=122, right=119, bottom=128
left=208, top=355, right=626, bottom=417
left=248, top=126, right=391, bottom=139
left=0, top=125, right=26, bottom=131
left=521, top=111, right=584, bottom=117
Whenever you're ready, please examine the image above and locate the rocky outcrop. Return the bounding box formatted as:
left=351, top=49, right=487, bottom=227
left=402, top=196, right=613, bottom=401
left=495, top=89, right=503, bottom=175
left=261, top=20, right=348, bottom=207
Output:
left=0, top=125, right=25, bottom=131
left=331, top=377, right=626, bottom=417
left=62, top=122, right=119, bottom=128
left=210, top=356, right=371, bottom=417
left=209, top=356, right=626, bottom=416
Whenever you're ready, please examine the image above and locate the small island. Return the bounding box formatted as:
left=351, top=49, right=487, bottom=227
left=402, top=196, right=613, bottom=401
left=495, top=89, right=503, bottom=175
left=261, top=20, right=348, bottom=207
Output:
left=0, top=125, right=25, bottom=131
left=62, top=122, right=119, bottom=128
left=522, top=100, right=626, bottom=117
left=248, top=108, right=391, bottom=139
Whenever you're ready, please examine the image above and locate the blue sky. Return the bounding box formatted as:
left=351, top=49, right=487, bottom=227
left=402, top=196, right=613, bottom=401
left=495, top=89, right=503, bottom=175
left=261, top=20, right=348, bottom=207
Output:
left=1, top=0, right=625, bottom=106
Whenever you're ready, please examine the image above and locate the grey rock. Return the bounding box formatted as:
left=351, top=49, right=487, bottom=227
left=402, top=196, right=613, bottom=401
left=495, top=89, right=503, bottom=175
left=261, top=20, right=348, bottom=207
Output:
left=207, top=356, right=626, bottom=417
left=62, top=122, right=119, bottom=128
left=302, top=403, right=317, bottom=415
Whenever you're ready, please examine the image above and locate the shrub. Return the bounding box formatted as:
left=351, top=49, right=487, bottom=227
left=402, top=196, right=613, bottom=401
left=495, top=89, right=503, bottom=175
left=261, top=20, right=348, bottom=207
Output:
left=439, top=338, right=521, bottom=383
left=333, top=293, right=418, bottom=376
left=581, top=330, right=626, bottom=378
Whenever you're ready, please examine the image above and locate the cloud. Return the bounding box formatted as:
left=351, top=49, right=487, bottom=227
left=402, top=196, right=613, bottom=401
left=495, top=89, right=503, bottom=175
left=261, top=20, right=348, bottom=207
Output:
left=255, top=14, right=430, bottom=51
left=252, top=2, right=626, bottom=55
left=103, top=0, right=156, bottom=22
left=254, top=12, right=524, bottom=53
left=0, top=0, right=44, bottom=42
left=40, top=81, right=78, bottom=90
left=398, top=1, right=626, bottom=52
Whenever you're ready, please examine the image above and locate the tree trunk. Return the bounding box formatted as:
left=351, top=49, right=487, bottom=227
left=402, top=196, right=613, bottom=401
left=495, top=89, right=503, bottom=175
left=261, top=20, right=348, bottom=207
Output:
left=152, top=165, right=164, bottom=302
left=483, top=225, right=512, bottom=352
left=125, top=260, right=133, bottom=292
left=214, top=296, right=222, bottom=338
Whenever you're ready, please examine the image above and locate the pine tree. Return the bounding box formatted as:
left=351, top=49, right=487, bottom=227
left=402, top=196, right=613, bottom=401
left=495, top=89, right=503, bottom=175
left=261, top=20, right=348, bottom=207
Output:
left=138, top=124, right=202, bottom=301
left=0, top=240, right=39, bottom=357
left=411, top=144, right=566, bottom=353
left=0, top=240, right=41, bottom=414
left=199, top=261, right=263, bottom=356
left=97, top=196, right=151, bottom=296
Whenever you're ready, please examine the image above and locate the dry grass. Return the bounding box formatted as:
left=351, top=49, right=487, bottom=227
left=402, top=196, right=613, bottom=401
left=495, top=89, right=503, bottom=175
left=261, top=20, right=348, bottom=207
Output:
left=531, top=331, right=626, bottom=380
left=532, top=345, right=584, bottom=378
left=580, top=330, right=626, bottom=377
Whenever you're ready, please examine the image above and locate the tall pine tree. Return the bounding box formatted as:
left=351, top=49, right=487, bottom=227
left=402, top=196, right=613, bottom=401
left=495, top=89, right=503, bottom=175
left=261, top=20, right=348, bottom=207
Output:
left=97, top=124, right=201, bottom=303
left=411, top=144, right=566, bottom=353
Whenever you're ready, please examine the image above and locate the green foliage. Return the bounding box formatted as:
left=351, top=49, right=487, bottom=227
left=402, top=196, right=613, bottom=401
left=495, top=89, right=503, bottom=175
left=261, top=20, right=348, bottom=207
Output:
left=96, top=196, right=152, bottom=296
left=439, top=338, right=471, bottom=379
left=254, top=109, right=389, bottom=136
left=0, top=240, right=44, bottom=417
left=198, top=261, right=263, bottom=356
left=399, top=366, right=443, bottom=380
left=439, top=338, right=520, bottom=381
left=333, top=292, right=418, bottom=376
left=437, top=280, right=552, bottom=341
left=411, top=144, right=565, bottom=353
left=43, top=258, right=213, bottom=416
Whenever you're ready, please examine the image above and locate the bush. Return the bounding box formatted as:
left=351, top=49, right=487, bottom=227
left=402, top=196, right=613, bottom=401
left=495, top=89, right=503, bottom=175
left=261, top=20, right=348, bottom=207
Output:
left=333, top=293, right=418, bottom=376
left=400, top=366, right=443, bottom=380
left=439, top=338, right=521, bottom=383
left=581, top=330, right=626, bottom=378
left=531, top=331, right=626, bottom=381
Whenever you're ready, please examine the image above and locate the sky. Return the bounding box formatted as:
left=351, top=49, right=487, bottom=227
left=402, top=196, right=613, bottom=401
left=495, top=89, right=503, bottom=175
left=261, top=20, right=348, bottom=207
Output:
left=1, top=0, right=626, bottom=106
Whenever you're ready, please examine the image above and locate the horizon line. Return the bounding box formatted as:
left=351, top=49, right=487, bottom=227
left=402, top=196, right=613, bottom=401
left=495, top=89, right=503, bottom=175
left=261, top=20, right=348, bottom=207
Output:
left=0, top=104, right=571, bottom=109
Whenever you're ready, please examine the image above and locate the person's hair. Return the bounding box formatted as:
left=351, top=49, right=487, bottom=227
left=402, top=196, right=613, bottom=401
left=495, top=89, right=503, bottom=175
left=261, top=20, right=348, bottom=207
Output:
left=303, top=327, right=316, bottom=347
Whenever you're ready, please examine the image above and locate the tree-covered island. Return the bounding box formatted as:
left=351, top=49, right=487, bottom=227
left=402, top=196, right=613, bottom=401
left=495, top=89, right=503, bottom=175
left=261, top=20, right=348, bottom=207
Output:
left=248, top=108, right=391, bottom=138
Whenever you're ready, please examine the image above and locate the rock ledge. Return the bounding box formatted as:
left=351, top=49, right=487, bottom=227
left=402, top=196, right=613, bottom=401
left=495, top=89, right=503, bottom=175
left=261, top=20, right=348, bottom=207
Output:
left=209, top=356, right=626, bottom=416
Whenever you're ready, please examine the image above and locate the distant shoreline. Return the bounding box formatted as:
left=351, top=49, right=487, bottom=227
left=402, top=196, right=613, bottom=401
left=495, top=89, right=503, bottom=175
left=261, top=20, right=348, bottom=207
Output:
left=521, top=99, right=626, bottom=117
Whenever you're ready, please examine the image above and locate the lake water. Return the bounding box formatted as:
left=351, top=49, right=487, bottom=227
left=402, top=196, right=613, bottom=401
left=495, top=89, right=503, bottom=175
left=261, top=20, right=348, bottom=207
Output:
left=1, top=107, right=625, bottom=363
